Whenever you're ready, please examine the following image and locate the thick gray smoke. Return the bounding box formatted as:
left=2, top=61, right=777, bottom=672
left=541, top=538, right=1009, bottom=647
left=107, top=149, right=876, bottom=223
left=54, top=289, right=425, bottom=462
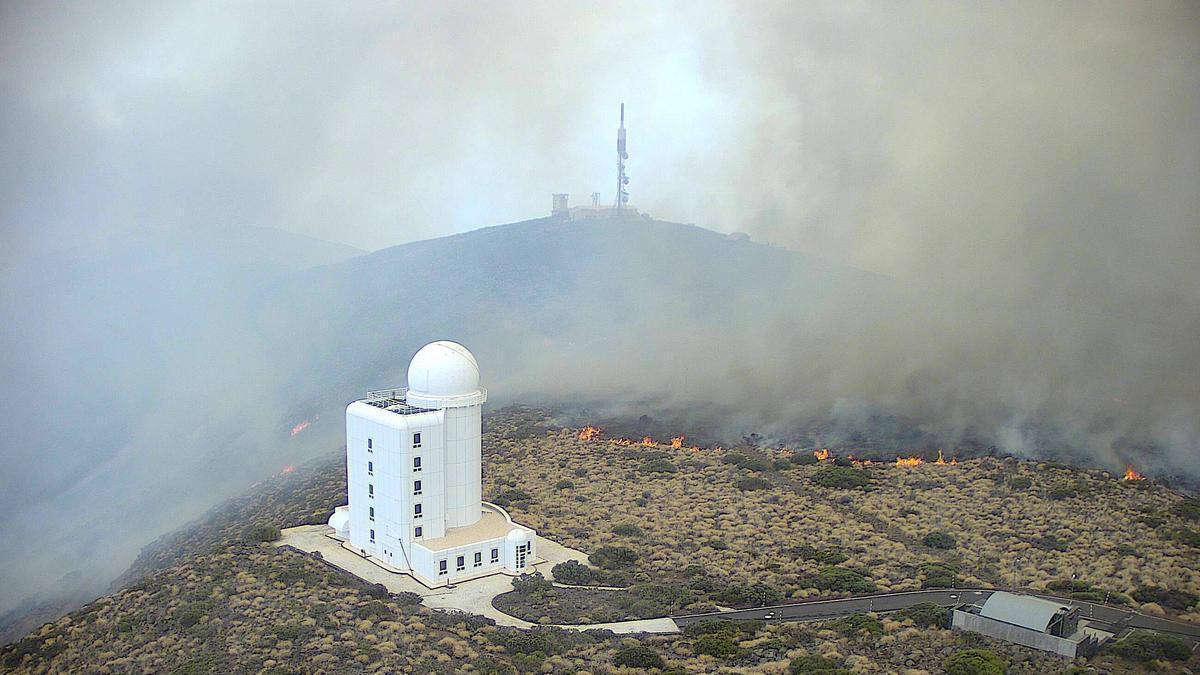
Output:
left=1, top=0, right=1197, bottom=629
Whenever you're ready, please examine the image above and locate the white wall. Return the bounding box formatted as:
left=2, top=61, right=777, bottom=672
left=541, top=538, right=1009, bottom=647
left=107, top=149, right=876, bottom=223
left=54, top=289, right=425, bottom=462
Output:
left=443, top=404, right=482, bottom=528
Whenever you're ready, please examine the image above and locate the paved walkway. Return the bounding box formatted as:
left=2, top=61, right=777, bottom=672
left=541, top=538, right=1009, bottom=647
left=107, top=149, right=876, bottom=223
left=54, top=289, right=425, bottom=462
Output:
left=277, top=525, right=678, bottom=634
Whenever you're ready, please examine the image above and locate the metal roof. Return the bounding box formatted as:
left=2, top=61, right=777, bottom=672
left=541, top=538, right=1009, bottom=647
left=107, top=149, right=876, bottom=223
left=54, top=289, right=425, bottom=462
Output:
left=979, top=592, right=1071, bottom=632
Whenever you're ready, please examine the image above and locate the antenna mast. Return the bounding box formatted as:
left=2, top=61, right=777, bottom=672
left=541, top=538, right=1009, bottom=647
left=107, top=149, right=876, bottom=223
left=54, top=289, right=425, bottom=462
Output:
left=615, top=103, right=629, bottom=213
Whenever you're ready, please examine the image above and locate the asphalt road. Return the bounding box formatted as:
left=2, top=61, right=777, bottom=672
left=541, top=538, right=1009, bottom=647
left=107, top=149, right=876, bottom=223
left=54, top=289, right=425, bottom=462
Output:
left=674, top=588, right=1200, bottom=646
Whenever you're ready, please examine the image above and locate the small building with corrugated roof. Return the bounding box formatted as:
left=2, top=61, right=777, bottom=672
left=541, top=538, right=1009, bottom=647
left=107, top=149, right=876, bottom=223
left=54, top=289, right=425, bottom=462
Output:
left=952, top=592, right=1105, bottom=658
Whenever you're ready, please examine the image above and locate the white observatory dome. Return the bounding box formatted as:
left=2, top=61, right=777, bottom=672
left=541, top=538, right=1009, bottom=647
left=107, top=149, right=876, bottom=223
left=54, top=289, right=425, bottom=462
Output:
left=406, top=341, right=486, bottom=408
left=505, top=528, right=530, bottom=545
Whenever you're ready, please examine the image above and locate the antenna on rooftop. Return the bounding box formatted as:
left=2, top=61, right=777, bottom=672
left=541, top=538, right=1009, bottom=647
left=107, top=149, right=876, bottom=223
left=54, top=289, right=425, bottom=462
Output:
left=615, top=103, right=629, bottom=213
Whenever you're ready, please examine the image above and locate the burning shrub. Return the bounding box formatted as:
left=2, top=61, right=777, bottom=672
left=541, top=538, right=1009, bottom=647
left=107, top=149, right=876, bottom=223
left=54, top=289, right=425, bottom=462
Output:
left=922, top=531, right=957, bottom=549
left=811, top=466, right=871, bottom=489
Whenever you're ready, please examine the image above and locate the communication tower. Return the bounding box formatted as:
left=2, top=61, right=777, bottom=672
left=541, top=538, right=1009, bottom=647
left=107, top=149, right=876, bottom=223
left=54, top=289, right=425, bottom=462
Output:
left=615, top=103, right=629, bottom=212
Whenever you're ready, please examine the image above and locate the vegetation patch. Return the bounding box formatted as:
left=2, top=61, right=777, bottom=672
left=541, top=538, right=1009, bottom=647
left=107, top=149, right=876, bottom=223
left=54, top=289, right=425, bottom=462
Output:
left=943, top=648, right=1006, bottom=675
left=1109, top=631, right=1192, bottom=662
left=811, top=466, right=871, bottom=489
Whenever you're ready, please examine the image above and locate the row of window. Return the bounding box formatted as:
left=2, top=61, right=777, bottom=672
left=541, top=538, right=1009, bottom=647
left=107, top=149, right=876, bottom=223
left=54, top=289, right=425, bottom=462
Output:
left=366, top=433, right=422, bottom=453
left=371, top=526, right=424, bottom=542
left=437, top=548, right=500, bottom=575
left=366, top=482, right=424, bottom=523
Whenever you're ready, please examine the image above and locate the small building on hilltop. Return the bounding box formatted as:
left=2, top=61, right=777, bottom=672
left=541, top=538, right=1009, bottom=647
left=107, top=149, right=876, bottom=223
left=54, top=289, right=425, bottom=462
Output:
left=952, top=591, right=1107, bottom=658
left=327, top=341, right=537, bottom=586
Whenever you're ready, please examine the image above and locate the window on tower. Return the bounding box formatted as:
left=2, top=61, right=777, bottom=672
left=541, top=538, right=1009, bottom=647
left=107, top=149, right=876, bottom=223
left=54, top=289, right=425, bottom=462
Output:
left=414, top=503, right=423, bottom=519
left=369, top=529, right=375, bottom=542
left=368, top=484, right=374, bottom=497
left=367, top=438, right=372, bottom=452
left=413, top=432, right=422, bottom=448
left=369, top=506, right=374, bottom=521
left=413, top=456, right=422, bottom=472
left=414, top=526, right=423, bottom=538
left=413, top=480, right=422, bottom=495
left=367, top=461, right=373, bottom=475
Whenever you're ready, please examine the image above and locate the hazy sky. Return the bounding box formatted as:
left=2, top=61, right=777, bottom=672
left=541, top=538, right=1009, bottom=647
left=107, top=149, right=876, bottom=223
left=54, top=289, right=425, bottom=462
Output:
left=4, top=2, right=1197, bottom=271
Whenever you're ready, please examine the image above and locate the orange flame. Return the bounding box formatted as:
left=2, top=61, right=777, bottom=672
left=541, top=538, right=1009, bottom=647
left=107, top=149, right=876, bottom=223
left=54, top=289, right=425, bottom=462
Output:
left=280, top=465, right=295, bottom=475
left=578, top=426, right=601, bottom=441
left=641, top=436, right=659, bottom=447
left=290, top=420, right=313, bottom=436
left=896, top=455, right=924, bottom=467
left=814, top=449, right=831, bottom=461
left=935, top=449, right=947, bottom=465
left=671, top=436, right=685, bottom=449
left=1123, top=466, right=1145, bottom=481
left=852, top=458, right=874, bottom=467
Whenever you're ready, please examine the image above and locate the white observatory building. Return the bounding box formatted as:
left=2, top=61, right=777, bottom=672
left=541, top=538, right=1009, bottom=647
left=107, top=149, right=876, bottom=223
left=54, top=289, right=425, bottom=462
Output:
left=327, top=341, right=536, bottom=586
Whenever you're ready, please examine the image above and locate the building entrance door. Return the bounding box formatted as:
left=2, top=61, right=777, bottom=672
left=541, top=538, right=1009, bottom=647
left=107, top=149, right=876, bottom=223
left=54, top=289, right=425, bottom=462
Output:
left=515, top=543, right=528, bottom=570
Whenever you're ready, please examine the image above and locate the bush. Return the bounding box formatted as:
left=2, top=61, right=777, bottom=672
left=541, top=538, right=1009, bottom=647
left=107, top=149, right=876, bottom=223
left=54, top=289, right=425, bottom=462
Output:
left=693, top=633, right=738, bottom=657
left=920, top=562, right=961, bottom=589
left=554, top=479, right=574, bottom=490
left=612, top=645, right=665, bottom=669
left=640, top=458, right=678, bottom=474
left=612, top=523, right=643, bottom=537
left=790, top=655, right=849, bottom=673
left=1006, top=476, right=1032, bottom=490
left=922, top=531, right=957, bottom=549
left=550, top=560, right=606, bottom=586
left=1032, top=534, right=1069, bottom=552
left=811, top=466, right=871, bottom=489
left=715, top=582, right=783, bottom=607
left=246, top=523, right=281, bottom=542
left=1047, top=484, right=1077, bottom=500
left=794, top=546, right=848, bottom=565
left=736, top=477, right=771, bottom=491
left=511, top=572, right=553, bottom=595
left=792, top=452, right=819, bottom=466
left=943, top=649, right=1006, bottom=675
left=1170, top=498, right=1200, bottom=522
left=893, top=603, right=949, bottom=628
left=590, top=546, right=639, bottom=570
left=1131, top=586, right=1198, bottom=610
left=814, top=566, right=877, bottom=593
left=504, top=632, right=550, bottom=655
left=827, top=613, right=884, bottom=638
left=1110, top=631, right=1191, bottom=662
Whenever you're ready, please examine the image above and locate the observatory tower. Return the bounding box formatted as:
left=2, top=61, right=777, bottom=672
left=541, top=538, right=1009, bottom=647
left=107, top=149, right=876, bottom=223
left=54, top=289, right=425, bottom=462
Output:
left=328, top=341, right=537, bottom=586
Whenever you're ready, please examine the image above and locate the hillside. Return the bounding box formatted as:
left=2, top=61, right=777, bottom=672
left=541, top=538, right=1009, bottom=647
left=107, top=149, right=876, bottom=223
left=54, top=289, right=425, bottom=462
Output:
left=4, top=407, right=1196, bottom=673
left=0, top=215, right=890, bottom=626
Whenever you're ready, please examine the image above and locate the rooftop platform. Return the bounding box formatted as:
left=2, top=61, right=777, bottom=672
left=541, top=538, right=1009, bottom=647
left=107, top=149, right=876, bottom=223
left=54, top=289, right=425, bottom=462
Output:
left=362, top=387, right=434, bottom=415
left=417, top=504, right=526, bottom=552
